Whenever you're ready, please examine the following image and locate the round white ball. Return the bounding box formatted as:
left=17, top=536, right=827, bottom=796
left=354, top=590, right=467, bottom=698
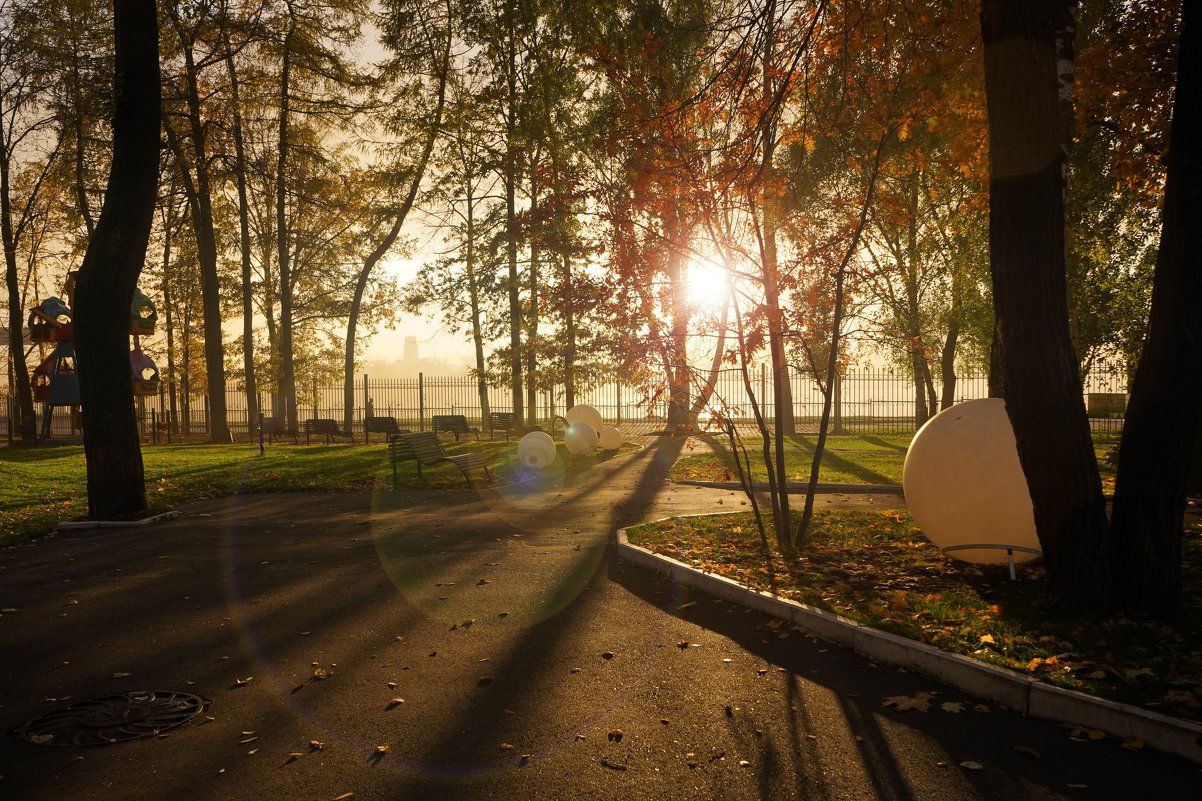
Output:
left=903, top=398, right=1041, bottom=565
left=599, top=426, right=623, bottom=450
left=565, top=404, right=604, bottom=432
left=564, top=423, right=599, bottom=455
left=517, top=430, right=557, bottom=469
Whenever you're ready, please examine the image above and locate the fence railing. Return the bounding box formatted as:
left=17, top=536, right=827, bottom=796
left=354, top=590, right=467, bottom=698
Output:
left=2, top=365, right=1129, bottom=444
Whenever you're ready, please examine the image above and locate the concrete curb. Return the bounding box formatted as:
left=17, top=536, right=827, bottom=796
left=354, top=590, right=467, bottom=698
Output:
left=614, top=523, right=1202, bottom=767
left=56, top=510, right=181, bottom=531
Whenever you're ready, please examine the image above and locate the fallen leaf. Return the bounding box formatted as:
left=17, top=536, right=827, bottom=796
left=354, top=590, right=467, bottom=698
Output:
left=1121, top=737, right=1144, bottom=752
left=112, top=672, right=132, bottom=679
left=607, top=729, right=623, bottom=742
left=500, top=742, right=515, bottom=750
left=477, top=676, right=494, bottom=686
left=312, top=667, right=333, bottom=680
left=978, top=634, right=995, bottom=645
left=239, top=736, right=259, bottom=745
left=959, top=761, right=984, bottom=770
left=941, top=702, right=964, bottom=713
left=310, top=740, right=324, bottom=751
left=376, top=744, right=390, bottom=754
left=883, top=692, right=933, bottom=712
left=386, top=698, right=404, bottom=710
left=333, top=794, right=354, bottom=801
left=1014, top=745, right=1041, bottom=759
left=1088, top=729, right=1105, bottom=741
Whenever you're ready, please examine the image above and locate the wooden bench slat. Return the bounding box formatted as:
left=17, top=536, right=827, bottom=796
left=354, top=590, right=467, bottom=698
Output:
left=431, top=414, right=479, bottom=441
left=304, top=418, right=354, bottom=445
left=388, top=431, right=491, bottom=488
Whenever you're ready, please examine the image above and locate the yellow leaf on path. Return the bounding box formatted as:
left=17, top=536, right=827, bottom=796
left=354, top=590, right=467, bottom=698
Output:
left=1121, top=737, right=1144, bottom=752
left=978, top=634, right=995, bottom=645
left=941, top=702, right=964, bottom=713
left=375, top=744, right=390, bottom=754
left=883, top=692, right=933, bottom=712
left=1088, top=730, right=1105, bottom=741
left=333, top=794, right=354, bottom=801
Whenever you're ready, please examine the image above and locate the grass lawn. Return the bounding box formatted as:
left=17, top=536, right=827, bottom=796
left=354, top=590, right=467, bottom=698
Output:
left=0, top=439, right=532, bottom=547
left=626, top=509, right=1202, bottom=724
left=671, top=433, right=1120, bottom=489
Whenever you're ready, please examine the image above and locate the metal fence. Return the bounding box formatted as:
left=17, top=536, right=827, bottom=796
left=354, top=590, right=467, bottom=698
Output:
left=3, top=364, right=1129, bottom=444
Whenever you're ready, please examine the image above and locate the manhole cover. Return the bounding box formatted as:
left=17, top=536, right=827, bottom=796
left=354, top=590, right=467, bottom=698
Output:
left=18, top=691, right=209, bottom=746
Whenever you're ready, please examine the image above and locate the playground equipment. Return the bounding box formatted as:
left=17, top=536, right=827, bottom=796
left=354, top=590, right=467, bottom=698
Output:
left=25, top=274, right=161, bottom=439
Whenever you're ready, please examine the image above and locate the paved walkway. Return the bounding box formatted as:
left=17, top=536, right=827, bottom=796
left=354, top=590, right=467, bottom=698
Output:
left=1, top=436, right=1198, bottom=800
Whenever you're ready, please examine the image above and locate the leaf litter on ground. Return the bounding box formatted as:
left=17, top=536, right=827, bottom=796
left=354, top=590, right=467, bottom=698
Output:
left=627, top=509, right=1202, bottom=723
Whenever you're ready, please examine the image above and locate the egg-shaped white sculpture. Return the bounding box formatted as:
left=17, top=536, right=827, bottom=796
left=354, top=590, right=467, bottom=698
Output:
left=517, top=430, right=557, bottom=469
left=903, top=398, right=1041, bottom=565
left=599, top=426, right=623, bottom=451
left=565, top=404, right=604, bottom=432
left=564, top=423, right=599, bottom=455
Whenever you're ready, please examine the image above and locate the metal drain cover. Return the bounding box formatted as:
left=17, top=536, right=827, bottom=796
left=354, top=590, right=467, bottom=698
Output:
left=18, top=691, right=209, bottom=746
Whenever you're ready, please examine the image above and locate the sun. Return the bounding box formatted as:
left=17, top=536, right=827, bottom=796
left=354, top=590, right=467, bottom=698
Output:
left=686, top=258, right=730, bottom=311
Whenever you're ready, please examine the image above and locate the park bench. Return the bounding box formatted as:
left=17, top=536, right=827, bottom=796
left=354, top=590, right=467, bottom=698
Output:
left=304, top=417, right=354, bottom=445
left=488, top=411, right=518, bottom=440
left=388, top=431, right=492, bottom=488
left=431, top=413, right=479, bottom=441
left=261, top=417, right=297, bottom=444
left=364, top=415, right=405, bottom=443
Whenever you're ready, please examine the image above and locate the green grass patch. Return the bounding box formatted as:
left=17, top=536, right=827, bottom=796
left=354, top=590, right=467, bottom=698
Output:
left=0, top=438, right=563, bottom=547
left=672, top=433, right=1118, bottom=488
left=626, top=509, right=1202, bottom=722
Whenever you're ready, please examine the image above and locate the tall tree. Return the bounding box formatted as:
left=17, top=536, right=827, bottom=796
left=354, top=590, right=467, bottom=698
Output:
left=163, top=0, right=233, bottom=442
left=981, top=0, right=1111, bottom=611
left=72, top=0, right=159, bottom=518
left=342, top=0, right=451, bottom=434
left=1, top=0, right=58, bottom=442
left=1108, top=0, right=1199, bottom=617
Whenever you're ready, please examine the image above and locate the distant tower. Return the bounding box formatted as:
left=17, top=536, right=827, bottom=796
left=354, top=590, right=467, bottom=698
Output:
left=403, top=336, right=418, bottom=363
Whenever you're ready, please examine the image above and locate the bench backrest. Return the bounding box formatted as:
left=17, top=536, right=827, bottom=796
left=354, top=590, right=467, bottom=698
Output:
left=389, top=431, right=445, bottom=465
left=488, top=412, right=516, bottom=429
left=432, top=414, right=471, bottom=432
left=364, top=416, right=399, bottom=433
left=305, top=418, right=340, bottom=433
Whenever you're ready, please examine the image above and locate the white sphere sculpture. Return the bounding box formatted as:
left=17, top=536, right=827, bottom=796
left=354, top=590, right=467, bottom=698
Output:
left=599, top=425, right=623, bottom=451
left=563, top=423, right=599, bottom=455
left=565, top=404, right=604, bottom=433
left=517, top=430, right=557, bottom=469
left=903, top=398, right=1041, bottom=565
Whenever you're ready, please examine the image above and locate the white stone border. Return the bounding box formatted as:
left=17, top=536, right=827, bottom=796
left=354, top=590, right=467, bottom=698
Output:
left=615, top=520, right=1202, bottom=767
left=56, top=510, right=181, bottom=531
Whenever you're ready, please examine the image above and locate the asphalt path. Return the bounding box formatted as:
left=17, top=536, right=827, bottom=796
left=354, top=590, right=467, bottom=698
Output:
left=1, top=435, right=1198, bottom=800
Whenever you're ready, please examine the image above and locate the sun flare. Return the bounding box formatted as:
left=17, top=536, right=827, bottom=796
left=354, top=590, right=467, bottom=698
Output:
left=686, top=258, right=730, bottom=311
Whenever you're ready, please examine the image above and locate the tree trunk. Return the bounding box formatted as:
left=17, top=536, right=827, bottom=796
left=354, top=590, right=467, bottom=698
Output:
left=174, top=40, right=229, bottom=442
left=562, top=253, right=576, bottom=410
left=223, top=22, right=257, bottom=437
left=276, top=11, right=297, bottom=433
left=981, top=0, right=1111, bottom=612
left=73, top=0, right=159, bottom=519
left=939, top=319, right=960, bottom=410
left=504, top=4, right=522, bottom=422
left=0, top=103, right=37, bottom=442
left=526, top=182, right=540, bottom=425
left=1109, top=0, right=1201, bottom=618
left=465, top=180, right=490, bottom=424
